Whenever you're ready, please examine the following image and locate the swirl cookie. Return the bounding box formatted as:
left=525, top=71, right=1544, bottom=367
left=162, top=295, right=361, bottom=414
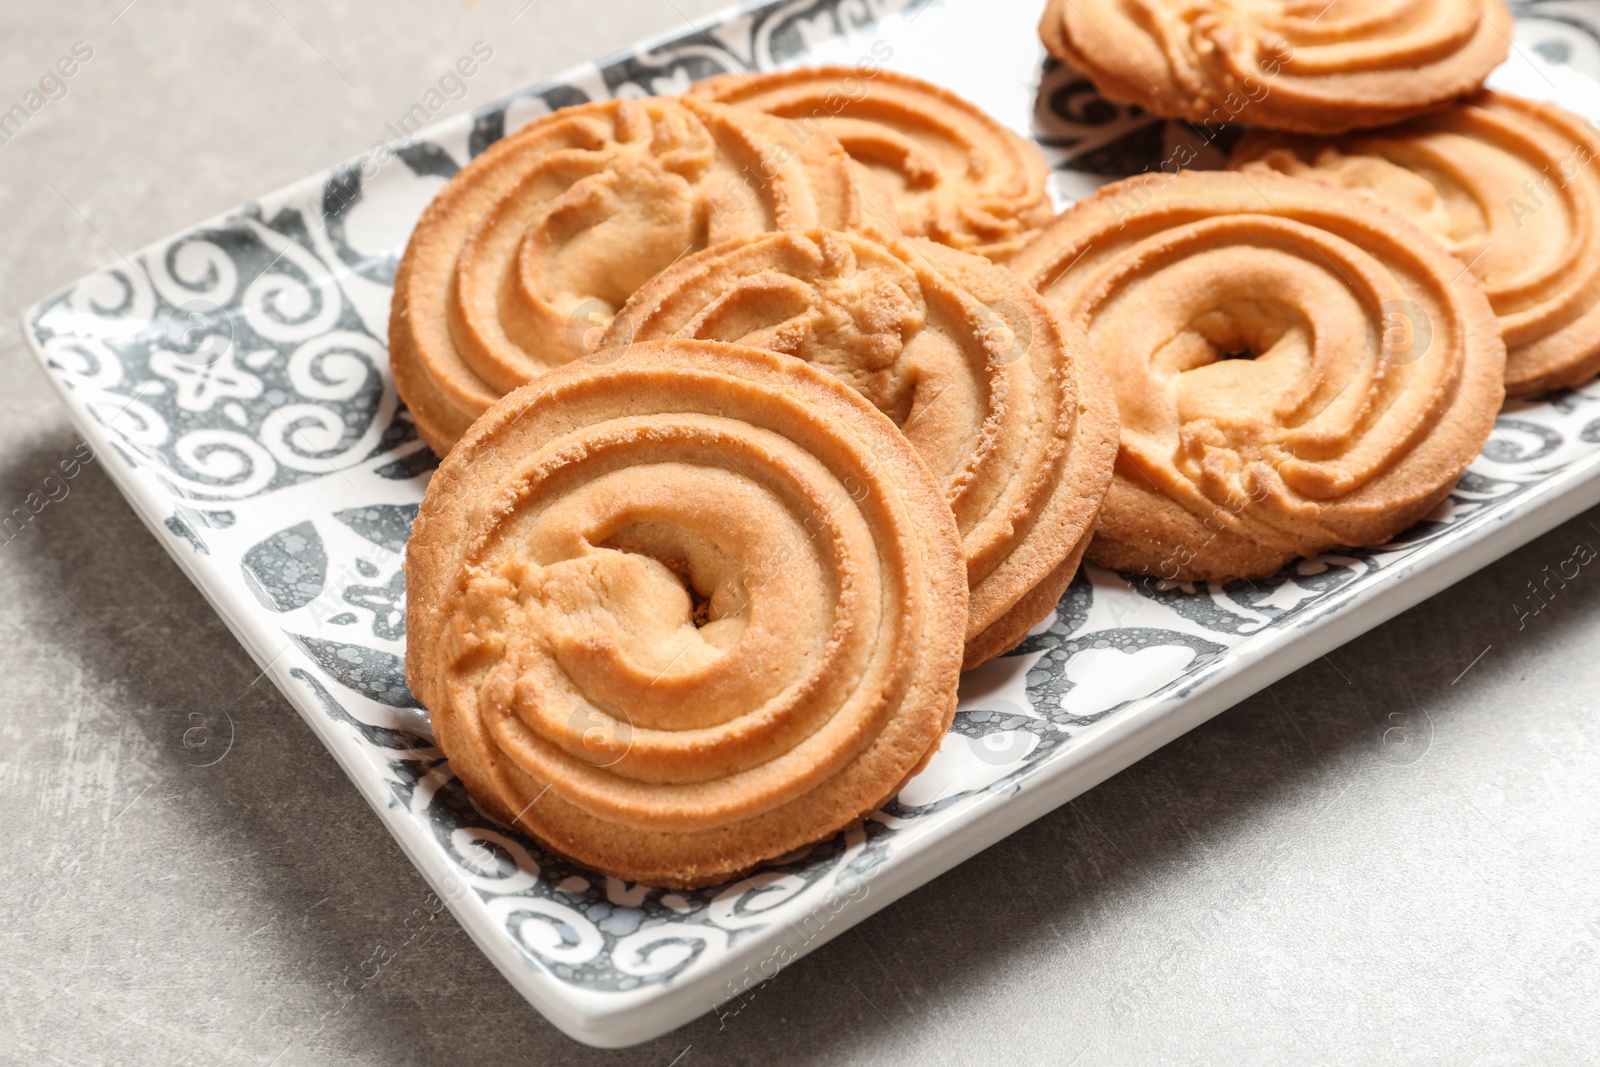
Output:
left=1010, top=170, right=1505, bottom=581
left=609, top=230, right=1117, bottom=667
left=693, top=67, right=1053, bottom=259
left=1233, top=92, right=1600, bottom=394
left=1038, top=0, right=1512, bottom=135
left=406, top=340, right=967, bottom=888
left=390, top=95, right=864, bottom=455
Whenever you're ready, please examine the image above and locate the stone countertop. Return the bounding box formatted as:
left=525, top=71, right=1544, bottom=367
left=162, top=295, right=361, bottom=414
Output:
left=2, top=2, right=1598, bottom=1064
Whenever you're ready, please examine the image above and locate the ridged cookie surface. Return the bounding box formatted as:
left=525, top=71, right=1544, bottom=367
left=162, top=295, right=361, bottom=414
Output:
left=694, top=67, right=1053, bottom=259
left=406, top=340, right=967, bottom=888
left=390, top=96, right=864, bottom=454
left=1233, top=92, right=1600, bottom=394
left=1010, top=170, right=1505, bottom=581
left=1039, top=0, right=1512, bottom=135
left=609, top=229, right=1117, bottom=666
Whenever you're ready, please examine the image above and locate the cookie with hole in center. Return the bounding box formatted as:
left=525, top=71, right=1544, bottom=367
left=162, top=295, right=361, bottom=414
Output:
left=1009, top=170, right=1505, bottom=581
left=406, top=340, right=967, bottom=888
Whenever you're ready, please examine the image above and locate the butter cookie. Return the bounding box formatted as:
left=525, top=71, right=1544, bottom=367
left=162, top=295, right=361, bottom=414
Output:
left=1010, top=170, right=1505, bottom=580
left=1234, top=92, right=1600, bottom=394
left=390, top=96, right=864, bottom=454
left=694, top=67, right=1053, bottom=259
left=1039, top=0, right=1512, bottom=135
left=406, top=340, right=967, bottom=887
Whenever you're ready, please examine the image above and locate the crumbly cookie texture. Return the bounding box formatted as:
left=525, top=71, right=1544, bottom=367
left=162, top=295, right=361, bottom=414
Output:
left=1010, top=170, right=1506, bottom=581
left=405, top=340, right=967, bottom=888
left=693, top=66, right=1054, bottom=260
left=389, top=95, right=866, bottom=455
left=610, top=229, right=1117, bottom=667
left=1234, top=92, right=1600, bottom=395
left=1039, top=0, right=1512, bottom=136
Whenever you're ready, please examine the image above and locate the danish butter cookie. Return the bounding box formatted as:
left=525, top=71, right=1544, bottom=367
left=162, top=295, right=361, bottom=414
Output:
left=406, top=340, right=967, bottom=888
left=609, top=230, right=1117, bottom=666
left=694, top=67, right=1053, bottom=259
left=390, top=96, right=864, bottom=454
left=1039, top=0, right=1512, bottom=135
left=1234, top=92, right=1600, bottom=394
left=1010, top=170, right=1505, bottom=580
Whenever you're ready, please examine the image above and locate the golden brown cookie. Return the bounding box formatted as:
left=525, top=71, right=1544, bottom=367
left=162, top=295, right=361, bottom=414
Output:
left=693, top=67, right=1053, bottom=259
left=1009, top=170, right=1506, bottom=581
left=406, top=340, right=967, bottom=888
left=1232, top=92, right=1600, bottom=394
left=608, top=230, right=1117, bottom=667
left=389, top=95, right=865, bottom=455
left=1039, top=0, right=1513, bottom=135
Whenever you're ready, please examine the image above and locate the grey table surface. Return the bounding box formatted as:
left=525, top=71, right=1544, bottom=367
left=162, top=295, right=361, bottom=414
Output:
left=3, top=2, right=1600, bottom=1064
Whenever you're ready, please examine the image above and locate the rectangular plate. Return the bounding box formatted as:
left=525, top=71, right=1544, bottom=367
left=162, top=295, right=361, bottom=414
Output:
left=25, top=0, right=1600, bottom=1048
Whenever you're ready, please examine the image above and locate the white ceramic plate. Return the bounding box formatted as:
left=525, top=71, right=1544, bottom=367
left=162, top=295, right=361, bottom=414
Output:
left=25, top=0, right=1600, bottom=1048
